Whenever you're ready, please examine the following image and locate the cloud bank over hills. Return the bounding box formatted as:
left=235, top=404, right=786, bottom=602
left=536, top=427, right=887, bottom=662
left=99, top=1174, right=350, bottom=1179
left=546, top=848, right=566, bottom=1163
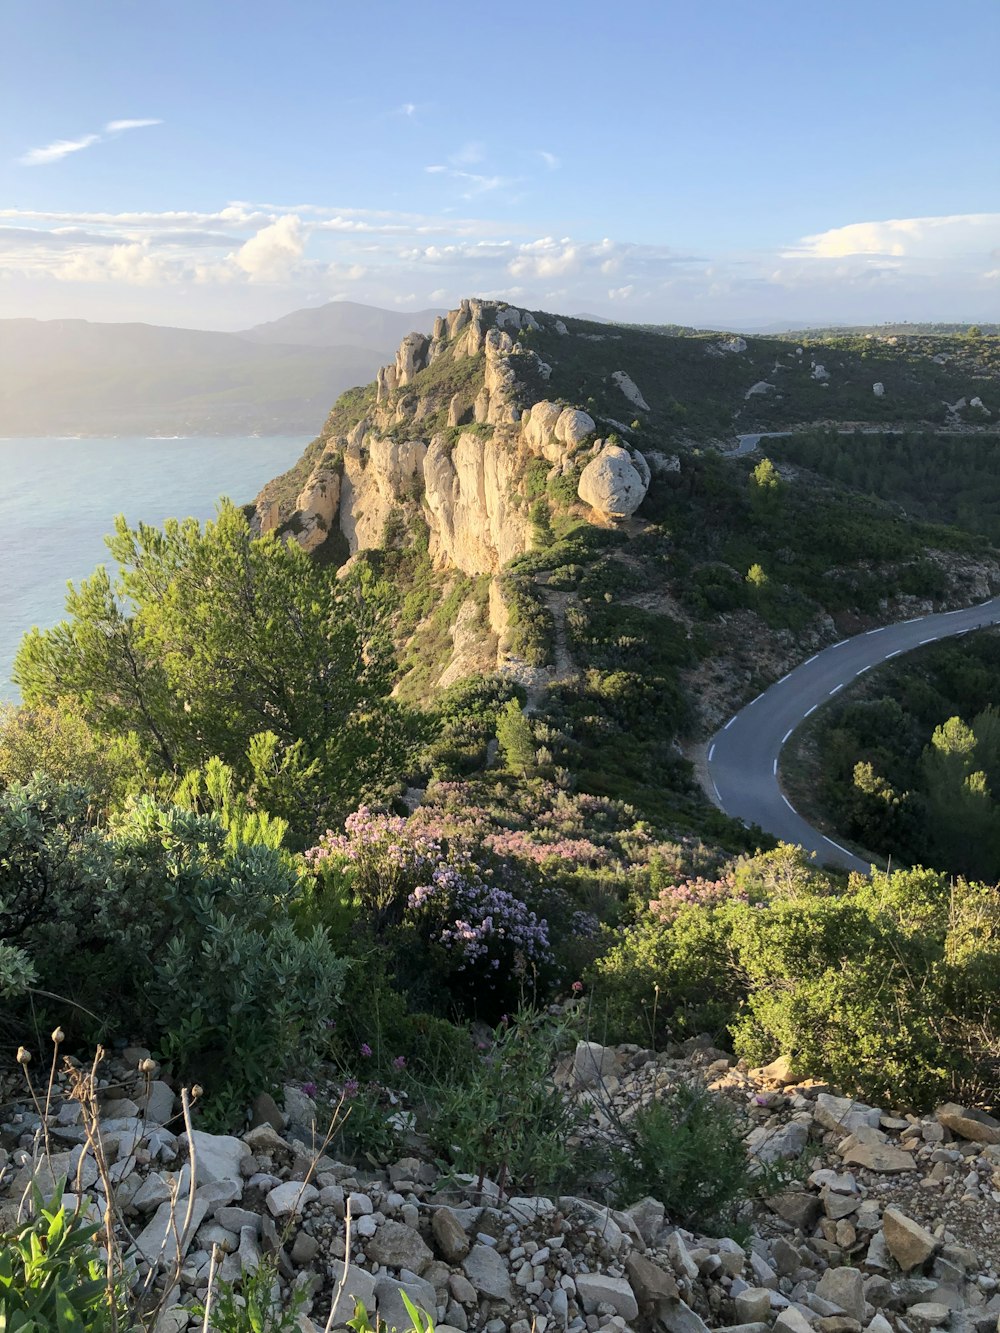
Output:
left=2, top=200, right=997, bottom=331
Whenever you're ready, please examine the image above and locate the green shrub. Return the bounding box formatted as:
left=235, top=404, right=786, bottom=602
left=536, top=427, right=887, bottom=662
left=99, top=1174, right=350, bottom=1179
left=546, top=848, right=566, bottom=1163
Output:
left=426, top=1011, right=585, bottom=1196
left=591, top=901, right=736, bottom=1047
left=591, top=844, right=1000, bottom=1107
left=609, top=1084, right=786, bottom=1237
left=0, top=778, right=346, bottom=1124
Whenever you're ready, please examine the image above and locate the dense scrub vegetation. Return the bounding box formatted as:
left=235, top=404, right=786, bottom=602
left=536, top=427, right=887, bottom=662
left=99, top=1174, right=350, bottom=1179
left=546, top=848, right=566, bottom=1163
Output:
left=591, top=844, right=1000, bottom=1108
left=519, top=320, right=997, bottom=445
left=787, top=632, right=1000, bottom=880
left=770, top=427, right=1000, bottom=542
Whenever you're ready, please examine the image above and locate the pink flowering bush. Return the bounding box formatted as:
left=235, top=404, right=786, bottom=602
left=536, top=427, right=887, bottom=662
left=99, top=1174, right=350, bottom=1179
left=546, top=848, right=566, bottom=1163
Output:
left=648, top=874, right=743, bottom=924
left=305, top=805, right=442, bottom=926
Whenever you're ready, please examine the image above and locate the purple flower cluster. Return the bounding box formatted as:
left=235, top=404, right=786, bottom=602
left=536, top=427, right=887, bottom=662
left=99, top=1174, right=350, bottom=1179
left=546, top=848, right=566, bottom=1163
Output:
left=407, top=863, right=552, bottom=978
left=305, top=807, right=444, bottom=916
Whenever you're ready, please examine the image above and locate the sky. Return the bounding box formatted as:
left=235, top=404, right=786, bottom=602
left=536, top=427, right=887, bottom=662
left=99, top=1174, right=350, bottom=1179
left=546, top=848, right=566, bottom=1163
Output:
left=3, top=0, right=1000, bottom=331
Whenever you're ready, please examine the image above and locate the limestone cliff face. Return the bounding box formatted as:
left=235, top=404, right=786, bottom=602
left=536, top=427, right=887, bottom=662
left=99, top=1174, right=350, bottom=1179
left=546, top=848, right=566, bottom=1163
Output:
left=252, top=298, right=649, bottom=578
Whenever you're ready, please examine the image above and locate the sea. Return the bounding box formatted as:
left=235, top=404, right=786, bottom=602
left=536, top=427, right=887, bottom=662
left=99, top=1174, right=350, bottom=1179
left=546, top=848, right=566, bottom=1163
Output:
left=0, top=436, right=306, bottom=701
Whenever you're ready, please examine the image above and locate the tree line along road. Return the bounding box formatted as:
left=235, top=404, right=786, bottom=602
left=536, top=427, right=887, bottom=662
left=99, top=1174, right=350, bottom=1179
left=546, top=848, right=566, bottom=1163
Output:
left=705, top=598, right=1000, bottom=873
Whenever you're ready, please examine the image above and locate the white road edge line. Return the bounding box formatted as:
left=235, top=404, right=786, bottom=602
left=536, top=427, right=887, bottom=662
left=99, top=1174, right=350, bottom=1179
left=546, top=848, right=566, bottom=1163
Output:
left=723, top=716, right=736, bottom=730
left=824, top=835, right=853, bottom=856
left=778, top=672, right=791, bottom=683
left=782, top=728, right=794, bottom=744
left=750, top=693, right=764, bottom=705
left=708, top=743, right=715, bottom=761
left=804, top=653, right=818, bottom=665
left=804, top=703, right=818, bottom=717
left=885, top=649, right=902, bottom=659
left=829, top=683, right=844, bottom=695
left=856, top=665, right=870, bottom=675
left=944, top=608, right=964, bottom=615
left=781, top=794, right=795, bottom=811
left=772, top=758, right=778, bottom=776
left=712, top=780, right=722, bottom=803
left=866, top=627, right=885, bottom=635
left=832, top=640, right=848, bottom=648
left=920, top=636, right=937, bottom=645
left=903, top=617, right=921, bottom=624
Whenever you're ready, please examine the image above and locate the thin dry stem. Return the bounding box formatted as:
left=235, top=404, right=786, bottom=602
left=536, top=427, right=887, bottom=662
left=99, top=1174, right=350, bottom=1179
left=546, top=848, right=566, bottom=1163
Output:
left=201, top=1243, right=220, bottom=1333
left=322, top=1197, right=353, bottom=1333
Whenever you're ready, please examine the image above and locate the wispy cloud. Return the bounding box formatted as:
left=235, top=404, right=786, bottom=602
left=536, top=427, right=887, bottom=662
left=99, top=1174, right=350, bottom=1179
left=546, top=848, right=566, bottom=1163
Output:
left=425, top=164, right=513, bottom=197
left=19, top=135, right=100, bottom=166
left=449, top=142, right=486, bottom=167
left=18, top=118, right=162, bottom=166
left=537, top=150, right=560, bottom=170
left=105, top=118, right=163, bottom=133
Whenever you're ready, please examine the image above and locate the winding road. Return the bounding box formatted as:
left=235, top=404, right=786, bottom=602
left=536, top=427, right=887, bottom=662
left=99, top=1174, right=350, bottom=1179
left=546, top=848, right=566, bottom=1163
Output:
left=706, top=599, right=1000, bottom=872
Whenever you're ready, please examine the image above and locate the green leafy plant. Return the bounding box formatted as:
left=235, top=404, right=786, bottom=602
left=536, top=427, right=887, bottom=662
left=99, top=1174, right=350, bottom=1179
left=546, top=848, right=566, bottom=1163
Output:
left=347, top=1291, right=436, bottom=1333
left=195, top=1257, right=308, bottom=1333
left=427, top=1010, right=585, bottom=1198
left=0, top=1185, right=120, bottom=1331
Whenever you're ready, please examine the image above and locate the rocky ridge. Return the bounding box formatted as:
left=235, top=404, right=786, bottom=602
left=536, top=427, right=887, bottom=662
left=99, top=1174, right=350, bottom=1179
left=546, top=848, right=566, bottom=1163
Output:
left=2, top=1041, right=999, bottom=1332
left=252, top=299, right=655, bottom=572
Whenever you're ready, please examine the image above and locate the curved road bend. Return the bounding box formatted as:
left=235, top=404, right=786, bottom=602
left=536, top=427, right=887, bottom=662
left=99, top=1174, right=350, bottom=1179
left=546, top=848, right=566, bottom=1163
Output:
left=706, top=599, right=1000, bottom=873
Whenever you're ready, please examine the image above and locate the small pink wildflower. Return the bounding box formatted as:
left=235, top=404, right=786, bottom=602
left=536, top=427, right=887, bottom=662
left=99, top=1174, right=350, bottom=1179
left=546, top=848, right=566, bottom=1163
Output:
left=571, top=980, right=584, bottom=994
left=392, top=1055, right=407, bottom=1070
left=343, top=1079, right=359, bottom=1098
left=359, top=1043, right=372, bottom=1058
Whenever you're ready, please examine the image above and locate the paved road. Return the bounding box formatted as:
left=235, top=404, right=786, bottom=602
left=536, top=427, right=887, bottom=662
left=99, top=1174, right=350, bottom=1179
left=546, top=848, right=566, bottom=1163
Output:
left=706, top=599, right=1000, bottom=872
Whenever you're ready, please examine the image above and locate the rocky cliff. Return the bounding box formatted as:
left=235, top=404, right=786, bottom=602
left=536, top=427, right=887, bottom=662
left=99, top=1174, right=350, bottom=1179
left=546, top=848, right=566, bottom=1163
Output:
left=252, top=299, right=654, bottom=576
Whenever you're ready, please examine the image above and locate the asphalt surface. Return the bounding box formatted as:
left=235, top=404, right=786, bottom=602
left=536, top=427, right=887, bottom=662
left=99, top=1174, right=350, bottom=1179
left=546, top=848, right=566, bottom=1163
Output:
left=706, top=599, right=1000, bottom=872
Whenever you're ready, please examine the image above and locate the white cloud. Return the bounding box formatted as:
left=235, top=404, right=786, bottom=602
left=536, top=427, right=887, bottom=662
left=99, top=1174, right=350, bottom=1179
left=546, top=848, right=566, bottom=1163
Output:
left=18, top=118, right=162, bottom=166
left=231, top=215, right=305, bottom=282
left=19, top=135, right=100, bottom=166
left=509, top=237, right=580, bottom=279
left=327, top=261, right=367, bottom=281
left=57, top=241, right=178, bottom=286
left=791, top=213, right=1000, bottom=260
left=537, top=150, right=560, bottom=170
left=105, top=118, right=162, bottom=133
left=4, top=196, right=997, bottom=327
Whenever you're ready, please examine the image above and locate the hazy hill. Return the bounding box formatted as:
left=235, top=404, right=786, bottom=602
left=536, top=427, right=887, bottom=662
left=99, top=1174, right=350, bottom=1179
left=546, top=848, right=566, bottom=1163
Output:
left=0, top=302, right=440, bottom=437
left=239, top=300, right=443, bottom=349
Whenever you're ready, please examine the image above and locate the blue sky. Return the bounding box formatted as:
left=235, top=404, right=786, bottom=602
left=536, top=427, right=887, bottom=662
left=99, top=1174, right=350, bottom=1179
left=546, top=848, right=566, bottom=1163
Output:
left=4, top=0, right=999, bottom=329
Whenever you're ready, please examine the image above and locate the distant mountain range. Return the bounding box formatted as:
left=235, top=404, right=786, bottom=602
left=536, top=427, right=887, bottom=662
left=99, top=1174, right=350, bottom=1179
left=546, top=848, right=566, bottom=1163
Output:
left=0, top=302, right=442, bottom=438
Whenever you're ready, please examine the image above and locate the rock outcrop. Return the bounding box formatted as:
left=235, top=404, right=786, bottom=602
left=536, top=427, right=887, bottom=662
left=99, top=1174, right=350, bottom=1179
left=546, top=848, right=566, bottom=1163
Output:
left=578, top=442, right=651, bottom=518
left=611, top=370, right=650, bottom=411
left=253, top=300, right=649, bottom=576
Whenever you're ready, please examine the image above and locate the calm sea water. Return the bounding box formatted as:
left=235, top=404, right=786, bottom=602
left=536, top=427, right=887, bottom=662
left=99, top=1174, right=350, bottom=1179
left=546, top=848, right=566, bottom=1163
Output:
left=0, top=436, right=306, bottom=701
